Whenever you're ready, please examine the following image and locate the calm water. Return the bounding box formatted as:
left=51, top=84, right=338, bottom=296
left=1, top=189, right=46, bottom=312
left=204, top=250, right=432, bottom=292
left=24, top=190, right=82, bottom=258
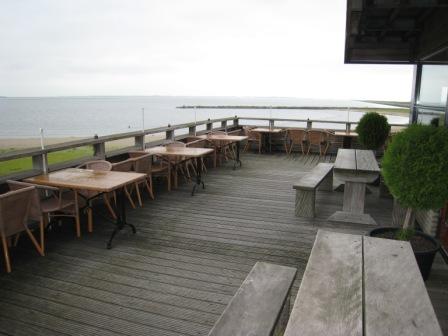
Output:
left=0, top=96, right=408, bottom=138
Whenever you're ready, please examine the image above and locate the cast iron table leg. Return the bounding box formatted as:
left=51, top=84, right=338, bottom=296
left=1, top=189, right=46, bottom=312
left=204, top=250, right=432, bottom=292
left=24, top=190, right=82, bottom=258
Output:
left=191, top=157, right=205, bottom=196
left=233, top=141, right=242, bottom=169
left=107, top=187, right=136, bottom=249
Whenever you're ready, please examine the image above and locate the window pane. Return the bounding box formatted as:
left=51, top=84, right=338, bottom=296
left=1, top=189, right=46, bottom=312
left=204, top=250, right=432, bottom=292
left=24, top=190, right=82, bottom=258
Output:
left=418, top=65, right=448, bottom=107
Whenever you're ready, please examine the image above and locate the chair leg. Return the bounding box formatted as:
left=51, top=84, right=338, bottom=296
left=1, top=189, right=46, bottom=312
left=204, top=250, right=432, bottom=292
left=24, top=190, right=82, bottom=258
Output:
left=87, top=207, right=93, bottom=233
left=74, top=192, right=82, bottom=238
left=40, top=217, right=46, bottom=255
left=201, top=158, right=207, bottom=173
left=146, top=176, right=155, bottom=200
left=103, top=195, right=117, bottom=219
left=288, top=143, right=294, bottom=155
left=127, top=185, right=138, bottom=208
left=1, top=234, right=11, bottom=273
left=25, top=227, right=44, bottom=256
left=13, top=232, right=21, bottom=247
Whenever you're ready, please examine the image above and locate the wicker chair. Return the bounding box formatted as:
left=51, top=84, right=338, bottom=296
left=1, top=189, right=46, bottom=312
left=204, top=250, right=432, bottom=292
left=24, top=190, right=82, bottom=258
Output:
left=286, top=129, right=308, bottom=155
left=0, top=186, right=43, bottom=273
left=77, top=160, right=117, bottom=221
left=243, top=127, right=262, bottom=154
left=7, top=180, right=80, bottom=243
left=306, top=130, right=328, bottom=155
left=111, top=158, right=141, bottom=207
left=129, top=151, right=171, bottom=194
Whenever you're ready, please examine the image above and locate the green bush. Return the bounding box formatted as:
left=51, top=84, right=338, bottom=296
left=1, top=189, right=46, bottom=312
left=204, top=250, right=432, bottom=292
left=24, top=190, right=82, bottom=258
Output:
left=355, top=112, right=391, bottom=149
left=382, top=124, right=448, bottom=210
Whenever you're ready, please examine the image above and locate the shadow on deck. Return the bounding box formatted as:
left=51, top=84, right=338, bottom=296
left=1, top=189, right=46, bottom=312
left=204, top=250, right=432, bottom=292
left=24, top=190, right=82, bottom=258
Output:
left=0, top=153, right=447, bottom=335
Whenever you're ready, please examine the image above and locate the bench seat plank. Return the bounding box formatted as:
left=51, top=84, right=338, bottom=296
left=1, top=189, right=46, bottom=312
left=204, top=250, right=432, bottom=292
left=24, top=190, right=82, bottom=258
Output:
left=293, top=163, right=334, bottom=190
left=364, top=236, right=443, bottom=336
left=284, top=231, right=363, bottom=336
left=208, top=262, right=297, bottom=336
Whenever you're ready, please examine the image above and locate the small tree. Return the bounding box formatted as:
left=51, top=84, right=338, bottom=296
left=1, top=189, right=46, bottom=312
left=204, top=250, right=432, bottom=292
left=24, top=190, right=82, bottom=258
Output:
left=356, top=112, right=391, bottom=150
left=382, top=124, right=448, bottom=233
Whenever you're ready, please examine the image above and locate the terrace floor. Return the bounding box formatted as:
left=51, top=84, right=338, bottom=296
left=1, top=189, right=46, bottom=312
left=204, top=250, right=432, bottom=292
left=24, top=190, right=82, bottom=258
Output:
left=0, top=153, right=447, bottom=336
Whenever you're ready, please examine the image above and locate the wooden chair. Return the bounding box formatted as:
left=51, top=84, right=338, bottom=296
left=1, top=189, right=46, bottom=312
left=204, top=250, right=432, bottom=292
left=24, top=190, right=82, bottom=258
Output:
left=129, top=151, right=171, bottom=194
left=287, top=129, right=308, bottom=155
left=7, top=180, right=80, bottom=242
left=243, top=127, right=262, bottom=154
left=0, top=186, right=43, bottom=273
left=322, top=130, right=335, bottom=155
left=307, top=130, right=327, bottom=155
left=111, top=158, right=140, bottom=207
left=128, top=153, right=155, bottom=200
left=77, top=160, right=117, bottom=220
left=166, top=141, right=195, bottom=184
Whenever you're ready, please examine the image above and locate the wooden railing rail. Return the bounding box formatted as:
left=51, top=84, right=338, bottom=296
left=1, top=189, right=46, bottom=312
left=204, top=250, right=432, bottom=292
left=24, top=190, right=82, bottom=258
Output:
left=0, top=116, right=238, bottom=183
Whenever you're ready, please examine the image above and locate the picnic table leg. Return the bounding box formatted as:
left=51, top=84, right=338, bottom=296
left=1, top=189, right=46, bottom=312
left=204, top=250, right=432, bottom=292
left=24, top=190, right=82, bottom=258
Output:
left=233, top=141, right=242, bottom=170
left=192, top=157, right=205, bottom=196
left=107, top=187, right=137, bottom=249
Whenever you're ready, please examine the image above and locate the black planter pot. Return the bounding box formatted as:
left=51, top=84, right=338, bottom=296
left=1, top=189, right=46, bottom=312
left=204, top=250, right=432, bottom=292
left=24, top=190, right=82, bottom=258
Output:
left=368, top=227, right=440, bottom=281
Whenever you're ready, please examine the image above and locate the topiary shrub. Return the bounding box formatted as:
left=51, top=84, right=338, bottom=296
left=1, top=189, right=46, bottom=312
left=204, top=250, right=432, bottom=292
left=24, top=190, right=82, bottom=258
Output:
left=382, top=124, right=448, bottom=231
left=355, top=112, right=391, bottom=150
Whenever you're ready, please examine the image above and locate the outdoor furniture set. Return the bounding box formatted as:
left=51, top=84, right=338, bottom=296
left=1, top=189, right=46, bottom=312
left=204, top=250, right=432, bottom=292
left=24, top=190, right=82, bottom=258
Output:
left=0, top=132, right=248, bottom=273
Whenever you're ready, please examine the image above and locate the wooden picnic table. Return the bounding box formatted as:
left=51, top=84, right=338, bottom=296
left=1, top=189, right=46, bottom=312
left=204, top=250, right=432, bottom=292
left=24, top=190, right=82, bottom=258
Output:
left=328, top=149, right=380, bottom=225
left=144, top=146, right=214, bottom=196
left=251, top=128, right=284, bottom=153
left=198, top=134, right=248, bottom=169
left=26, top=168, right=146, bottom=248
left=334, top=131, right=359, bottom=148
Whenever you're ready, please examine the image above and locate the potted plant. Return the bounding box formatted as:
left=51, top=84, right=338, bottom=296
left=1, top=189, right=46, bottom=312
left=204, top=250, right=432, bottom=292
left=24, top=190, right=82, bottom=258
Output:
left=356, top=112, right=391, bottom=151
left=370, top=124, right=448, bottom=280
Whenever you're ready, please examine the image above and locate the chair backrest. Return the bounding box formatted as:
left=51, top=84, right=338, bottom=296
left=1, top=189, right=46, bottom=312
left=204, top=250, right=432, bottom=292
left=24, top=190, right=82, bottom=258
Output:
left=0, top=186, right=35, bottom=238
left=6, top=180, right=42, bottom=221
left=247, top=129, right=261, bottom=141
left=83, top=160, right=112, bottom=171
left=288, top=129, right=307, bottom=142
left=307, top=130, right=325, bottom=144
left=186, top=139, right=208, bottom=148
left=111, top=159, right=134, bottom=172
left=132, top=153, right=152, bottom=174
left=166, top=141, right=186, bottom=148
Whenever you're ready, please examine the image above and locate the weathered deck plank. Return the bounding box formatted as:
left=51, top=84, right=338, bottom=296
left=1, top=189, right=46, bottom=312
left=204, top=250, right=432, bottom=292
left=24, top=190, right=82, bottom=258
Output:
left=0, top=153, right=446, bottom=336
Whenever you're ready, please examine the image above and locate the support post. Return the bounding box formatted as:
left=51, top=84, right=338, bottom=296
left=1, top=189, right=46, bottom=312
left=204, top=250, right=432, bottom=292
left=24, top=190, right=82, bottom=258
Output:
left=134, top=135, right=145, bottom=150
left=206, top=119, right=213, bottom=132
left=306, top=119, right=312, bottom=130
left=189, top=125, right=196, bottom=135
left=233, top=116, right=239, bottom=128
left=166, top=126, right=174, bottom=141
left=32, top=153, right=48, bottom=174
left=410, top=63, right=422, bottom=124
left=93, top=142, right=106, bottom=159
left=221, top=120, right=227, bottom=131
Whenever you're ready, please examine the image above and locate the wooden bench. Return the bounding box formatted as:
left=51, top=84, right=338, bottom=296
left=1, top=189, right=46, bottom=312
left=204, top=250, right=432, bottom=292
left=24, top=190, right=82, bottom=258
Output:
left=293, top=163, right=333, bottom=218
left=284, top=230, right=443, bottom=336
left=208, top=262, right=297, bottom=336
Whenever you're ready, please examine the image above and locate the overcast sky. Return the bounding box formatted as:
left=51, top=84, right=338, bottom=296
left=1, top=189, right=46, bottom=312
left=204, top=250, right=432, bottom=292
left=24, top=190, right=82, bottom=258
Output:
left=0, top=0, right=414, bottom=100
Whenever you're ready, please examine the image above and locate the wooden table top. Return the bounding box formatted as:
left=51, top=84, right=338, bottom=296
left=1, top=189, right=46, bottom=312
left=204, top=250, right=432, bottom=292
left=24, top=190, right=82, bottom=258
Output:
left=334, top=131, right=359, bottom=137
left=251, top=128, right=284, bottom=133
left=334, top=149, right=380, bottom=174
left=198, top=134, right=248, bottom=142
left=145, top=146, right=214, bottom=157
left=25, top=168, right=146, bottom=192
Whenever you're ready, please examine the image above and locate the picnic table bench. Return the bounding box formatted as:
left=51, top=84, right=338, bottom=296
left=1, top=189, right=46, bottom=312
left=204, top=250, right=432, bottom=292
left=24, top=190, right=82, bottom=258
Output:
left=208, top=262, right=297, bottom=336
left=284, top=230, right=442, bottom=336
left=293, top=163, right=334, bottom=218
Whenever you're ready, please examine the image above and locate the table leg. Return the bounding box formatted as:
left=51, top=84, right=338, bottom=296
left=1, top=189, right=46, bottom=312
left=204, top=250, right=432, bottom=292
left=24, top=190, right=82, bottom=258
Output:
left=328, top=181, right=377, bottom=225
left=107, top=187, right=137, bottom=249
left=233, top=141, right=242, bottom=170
left=192, top=157, right=205, bottom=196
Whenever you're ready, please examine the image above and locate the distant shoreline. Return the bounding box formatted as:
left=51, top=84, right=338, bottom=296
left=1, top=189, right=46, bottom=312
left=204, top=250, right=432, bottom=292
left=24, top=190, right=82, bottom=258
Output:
left=177, top=105, right=409, bottom=115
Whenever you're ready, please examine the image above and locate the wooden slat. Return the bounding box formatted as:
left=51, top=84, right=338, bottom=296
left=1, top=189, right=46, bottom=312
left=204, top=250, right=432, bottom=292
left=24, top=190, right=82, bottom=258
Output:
left=334, top=149, right=357, bottom=171
left=363, top=236, right=443, bottom=336
left=293, top=163, right=333, bottom=190
left=284, top=230, right=363, bottom=336
left=355, top=149, right=379, bottom=173
left=208, top=262, right=297, bottom=336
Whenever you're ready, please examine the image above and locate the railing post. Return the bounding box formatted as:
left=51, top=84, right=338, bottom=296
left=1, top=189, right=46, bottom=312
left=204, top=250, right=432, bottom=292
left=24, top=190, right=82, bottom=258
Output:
left=206, top=119, right=213, bottom=132
left=306, top=119, right=312, bottom=130
left=135, top=134, right=145, bottom=150
left=269, top=119, right=274, bottom=130
left=346, top=122, right=351, bottom=133
left=32, top=153, right=48, bottom=174
left=93, top=142, right=106, bottom=159
left=221, top=120, right=227, bottom=132
left=234, top=116, right=239, bottom=128
left=189, top=125, right=196, bottom=135
left=166, top=125, right=174, bottom=141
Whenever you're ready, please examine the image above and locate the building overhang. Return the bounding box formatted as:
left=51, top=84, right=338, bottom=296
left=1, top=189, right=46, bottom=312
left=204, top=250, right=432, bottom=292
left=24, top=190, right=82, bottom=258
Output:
left=345, top=0, right=448, bottom=64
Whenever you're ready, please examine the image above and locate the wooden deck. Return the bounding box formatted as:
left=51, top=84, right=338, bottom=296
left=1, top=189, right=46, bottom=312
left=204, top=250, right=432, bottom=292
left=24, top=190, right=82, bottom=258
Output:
left=0, top=153, right=447, bottom=335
